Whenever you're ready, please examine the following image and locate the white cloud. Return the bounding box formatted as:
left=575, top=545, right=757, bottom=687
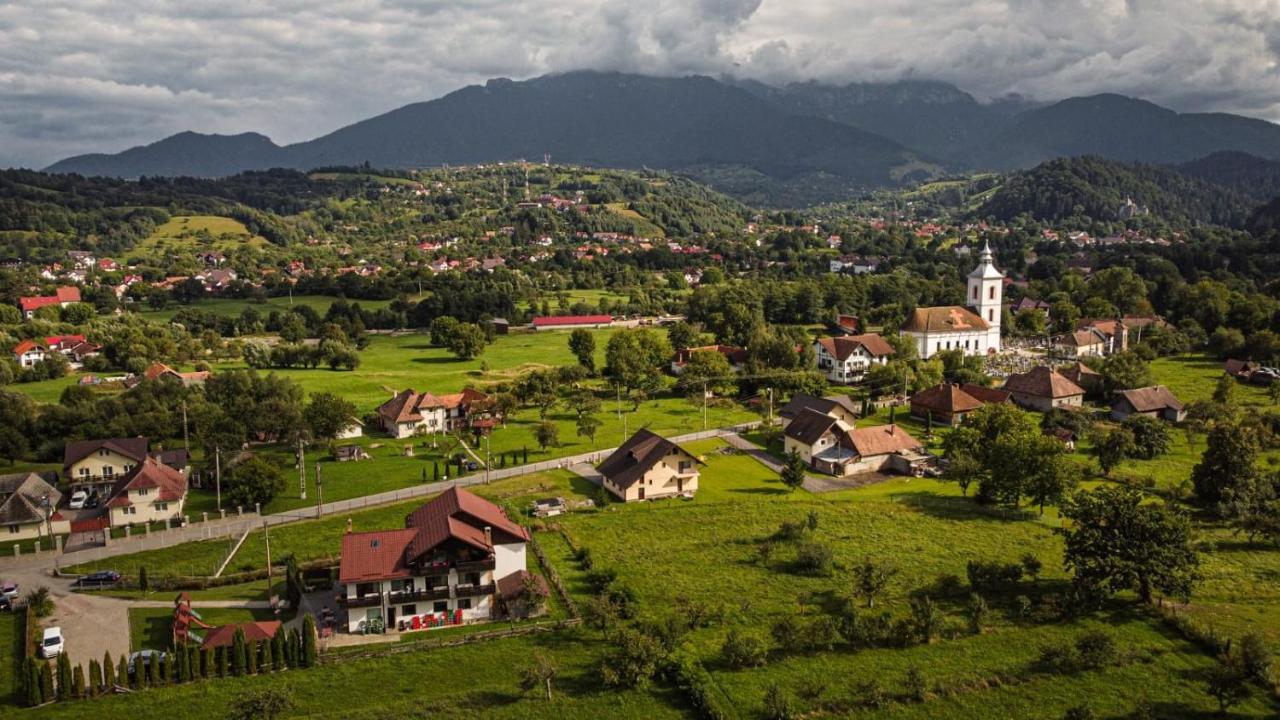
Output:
left=0, top=0, right=1279, bottom=167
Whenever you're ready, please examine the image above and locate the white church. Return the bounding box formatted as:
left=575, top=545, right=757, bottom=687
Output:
left=900, top=242, right=1003, bottom=359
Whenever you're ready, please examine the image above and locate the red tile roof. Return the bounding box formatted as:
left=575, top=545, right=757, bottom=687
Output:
left=847, top=425, right=924, bottom=457
left=816, top=334, right=896, bottom=361
left=1003, top=366, right=1085, bottom=399
left=19, top=287, right=80, bottom=313
left=105, top=457, right=187, bottom=508
left=532, top=315, right=611, bottom=327
left=12, top=339, right=44, bottom=355
left=338, top=528, right=418, bottom=584
left=900, top=306, right=990, bottom=333
left=201, top=621, right=282, bottom=649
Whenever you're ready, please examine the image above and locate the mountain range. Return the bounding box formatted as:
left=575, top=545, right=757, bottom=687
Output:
left=44, top=71, right=1280, bottom=205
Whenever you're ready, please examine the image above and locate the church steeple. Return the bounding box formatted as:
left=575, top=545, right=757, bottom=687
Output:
left=966, top=241, right=1003, bottom=333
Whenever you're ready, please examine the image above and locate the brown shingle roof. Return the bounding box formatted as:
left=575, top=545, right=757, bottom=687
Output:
left=1113, top=386, right=1183, bottom=413
left=338, top=528, right=418, bottom=584
left=900, top=306, right=989, bottom=333
left=62, top=437, right=149, bottom=470
left=105, top=457, right=188, bottom=508
left=960, top=384, right=1011, bottom=405
left=1003, top=366, right=1085, bottom=399
left=596, top=429, right=700, bottom=491
left=910, top=384, right=984, bottom=414
left=201, top=621, right=282, bottom=649
left=783, top=408, right=842, bottom=445
left=402, top=486, right=528, bottom=563
left=816, top=334, right=896, bottom=361
left=0, top=472, right=60, bottom=526
left=847, top=425, right=923, bottom=457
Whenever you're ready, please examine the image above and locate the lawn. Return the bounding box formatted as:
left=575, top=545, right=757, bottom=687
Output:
left=133, top=293, right=418, bottom=324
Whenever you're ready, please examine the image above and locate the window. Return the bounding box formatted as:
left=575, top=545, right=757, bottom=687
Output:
left=971, top=285, right=978, bottom=300
left=123, top=506, right=136, bottom=515
left=989, top=285, right=996, bottom=300
left=156, top=503, right=167, bottom=512
left=138, top=487, right=149, bottom=496
left=988, top=309, right=994, bottom=322
left=401, top=604, right=417, bottom=615
left=458, top=598, right=472, bottom=610
left=78, top=468, right=88, bottom=477
left=7, top=525, right=18, bottom=534
left=103, top=466, right=114, bottom=477
left=433, top=601, right=448, bottom=613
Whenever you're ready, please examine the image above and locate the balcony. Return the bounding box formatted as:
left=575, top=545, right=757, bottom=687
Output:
left=396, top=586, right=451, bottom=603
left=454, top=582, right=495, bottom=597
left=338, top=594, right=382, bottom=609
left=454, top=557, right=496, bottom=573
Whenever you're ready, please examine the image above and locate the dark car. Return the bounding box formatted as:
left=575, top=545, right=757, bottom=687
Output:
left=127, top=650, right=167, bottom=676
left=84, top=492, right=101, bottom=509
left=463, top=460, right=479, bottom=471
left=73, top=570, right=121, bottom=588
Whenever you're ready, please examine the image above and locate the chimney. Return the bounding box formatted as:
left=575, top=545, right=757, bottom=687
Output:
left=346, top=518, right=353, bottom=534
left=484, top=526, right=492, bottom=547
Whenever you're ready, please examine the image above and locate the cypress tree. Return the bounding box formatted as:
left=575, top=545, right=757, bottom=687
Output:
left=246, top=640, right=258, bottom=675
left=26, top=657, right=43, bottom=707
left=56, top=653, right=72, bottom=700
left=138, top=566, right=149, bottom=595
left=72, top=665, right=85, bottom=699
left=231, top=627, right=247, bottom=676
left=88, top=659, right=102, bottom=697
left=174, top=644, right=187, bottom=683
left=433, top=461, right=439, bottom=481
left=103, top=651, right=115, bottom=690
left=39, top=662, right=53, bottom=703
left=272, top=628, right=285, bottom=670
left=302, top=614, right=318, bottom=667
left=145, top=651, right=157, bottom=688
left=188, top=644, right=199, bottom=681
left=117, top=654, right=128, bottom=690
left=202, top=647, right=213, bottom=679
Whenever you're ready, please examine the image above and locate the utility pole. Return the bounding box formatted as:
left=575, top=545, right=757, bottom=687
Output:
left=181, top=400, right=189, bottom=451
left=263, top=518, right=272, bottom=602
left=484, top=434, right=491, bottom=484
left=315, top=463, right=323, bottom=519
left=767, top=387, right=774, bottom=425
left=215, top=447, right=222, bottom=512
left=298, top=437, right=307, bottom=501
left=702, top=380, right=708, bottom=431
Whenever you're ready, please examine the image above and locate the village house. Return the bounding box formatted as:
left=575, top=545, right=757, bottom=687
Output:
left=337, top=486, right=541, bottom=633
left=143, top=362, right=211, bottom=386
left=670, top=345, right=747, bottom=375
left=814, top=334, right=895, bottom=384
left=18, top=286, right=81, bottom=319
left=11, top=340, right=47, bottom=368
left=44, top=334, right=101, bottom=365
left=1110, top=386, right=1186, bottom=422
left=0, top=473, right=70, bottom=541
left=376, top=388, right=491, bottom=438
left=530, top=314, right=612, bottom=331
left=1051, top=330, right=1108, bottom=359
left=1009, top=297, right=1052, bottom=316
left=900, top=243, right=1003, bottom=358
left=782, top=409, right=926, bottom=477
left=778, top=393, right=860, bottom=429
left=1003, top=366, right=1086, bottom=412
left=1224, top=359, right=1278, bottom=386
left=909, top=383, right=1011, bottom=426
left=62, top=438, right=190, bottom=497
left=1060, top=362, right=1103, bottom=393
left=104, top=457, right=188, bottom=527
left=336, top=418, right=365, bottom=440
left=596, top=429, right=701, bottom=502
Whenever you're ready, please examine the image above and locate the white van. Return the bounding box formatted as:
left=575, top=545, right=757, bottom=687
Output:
left=69, top=491, right=89, bottom=509
left=41, top=627, right=63, bottom=658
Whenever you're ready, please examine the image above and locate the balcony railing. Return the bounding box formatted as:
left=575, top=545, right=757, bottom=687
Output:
left=454, top=582, right=495, bottom=597
left=454, top=557, right=496, bottom=573
left=338, top=594, right=382, bottom=609
left=397, top=587, right=450, bottom=603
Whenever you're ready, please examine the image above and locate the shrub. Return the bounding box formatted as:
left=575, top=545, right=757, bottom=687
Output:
left=1239, top=632, right=1273, bottom=684
left=1020, top=553, right=1043, bottom=581
left=1037, top=642, right=1078, bottom=673
left=721, top=629, right=769, bottom=669
left=966, top=560, right=1023, bottom=592
left=858, top=679, right=887, bottom=709
left=904, top=666, right=929, bottom=702
left=585, top=567, right=619, bottom=593
left=909, top=596, right=944, bottom=644
left=1063, top=705, right=1096, bottom=720
left=763, top=682, right=794, bottom=720
left=1014, top=595, right=1033, bottom=620
left=773, top=520, right=807, bottom=541
left=1075, top=630, right=1116, bottom=669
left=25, top=587, right=54, bottom=617
left=792, top=542, right=834, bottom=576
left=967, top=593, right=989, bottom=634
left=770, top=618, right=802, bottom=654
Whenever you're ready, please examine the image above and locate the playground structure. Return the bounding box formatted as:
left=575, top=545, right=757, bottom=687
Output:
left=172, top=592, right=214, bottom=645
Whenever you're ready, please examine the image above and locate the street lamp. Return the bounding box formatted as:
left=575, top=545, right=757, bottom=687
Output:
left=40, top=493, right=53, bottom=540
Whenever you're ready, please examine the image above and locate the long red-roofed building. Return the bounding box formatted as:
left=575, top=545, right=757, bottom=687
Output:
left=531, top=314, right=612, bottom=331
left=337, top=486, right=542, bottom=633
left=18, top=286, right=80, bottom=318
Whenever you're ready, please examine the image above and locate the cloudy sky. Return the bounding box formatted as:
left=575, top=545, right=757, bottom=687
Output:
left=2, top=0, right=1279, bottom=168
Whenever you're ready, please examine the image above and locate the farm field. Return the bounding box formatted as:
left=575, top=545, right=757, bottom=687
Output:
left=132, top=293, right=418, bottom=324
left=131, top=215, right=270, bottom=256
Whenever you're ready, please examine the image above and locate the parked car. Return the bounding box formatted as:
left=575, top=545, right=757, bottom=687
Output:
left=127, top=650, right=167, bottom=676
left=68, top=490, right=89, bottom=509
left=1, top=581, right=18, bottom=599
left=40, top=627, right=64, bottom=658
left=72, top=570, right=121, bottom=588
left=83, top=492, right=101, bottom=509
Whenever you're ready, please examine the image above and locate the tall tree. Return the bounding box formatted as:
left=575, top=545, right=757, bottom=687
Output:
left=303, top=392, right=358, bottom=441
left=568, top=329, right=596, bottom=373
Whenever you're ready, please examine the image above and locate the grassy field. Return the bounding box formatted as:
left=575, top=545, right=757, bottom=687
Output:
left=131, top=215, right=269, bottom=256
left=133, top=293, right=421, bottom=324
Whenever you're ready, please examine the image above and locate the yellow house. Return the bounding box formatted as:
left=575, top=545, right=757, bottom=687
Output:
left=63, top=438, right=189, bottom=497
left=105, top=458, right=188, bottom=527
left=597, top=429, right=701, bottom=502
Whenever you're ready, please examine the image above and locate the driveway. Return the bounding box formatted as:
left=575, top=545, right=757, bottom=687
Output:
left=4, top=567, right=132, bottom=667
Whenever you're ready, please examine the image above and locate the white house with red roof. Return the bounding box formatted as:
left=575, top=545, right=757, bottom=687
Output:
left=337, top=486, right=542, bottom=633
left=375, top=388, right=492, bottom=438
left=105, top=457, right=188, bottom=527
left=18, top=286, right=81, bottom=319
left=814, top=334, right=895, bottom=384
left=11, top=340, right=47, bottom=368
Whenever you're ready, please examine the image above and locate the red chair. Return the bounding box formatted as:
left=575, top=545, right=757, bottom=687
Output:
left=411, top=615, right=422, bottom=630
